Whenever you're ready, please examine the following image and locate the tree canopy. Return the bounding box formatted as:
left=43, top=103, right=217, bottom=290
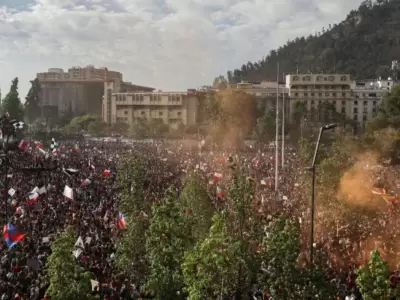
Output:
left=2, top=77, right=23, bottom=119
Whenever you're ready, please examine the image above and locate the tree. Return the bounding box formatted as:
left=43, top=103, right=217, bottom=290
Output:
left=24, top=78, right=41, bottom=123
left=212, top=75, right=228, bottom=90
left=111, top=121, right=129, bottom=134
left=255, top=108, right=276, bottom=142
left=260, top=217, right=334, bottom=299
left=115, top=156, right=150, bottom=283
left=182, top=214, right=240, bottom=300
left=356, top=249, right=390, bottom=300
left=205, top=90, right=256, bottom=144
left=145, top=188, right=194, bottom=299
left=259, top=217, right=302, bottom=299
left=2, top=77, right=23, bottom=119
left=45, top=227, right=94, bottom=300
left=179, top=176, right=215, bottom=240
left=70, top=114, right=100, bottom=131
left=87, top=119, right=106, bottom=135
left=366, top=86, right=400, bottom=133
left=130, top=118, right=150, bottom=138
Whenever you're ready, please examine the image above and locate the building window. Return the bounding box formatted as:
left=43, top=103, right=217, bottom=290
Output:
left=373, top=101, right=377, bottom=106
left=342, top=92, right=346, bottom=96
left=340, top=76, right=347, bottom=81
left=316, top=75, right=323, bottom=81
left=341, top=107, right=346, bottom=113
left=354, top=101, right=358, bottom=105
left=325, top=92, right=329, bottom=96
left=353, top=108, right=358, bottom=113
left=353, top=115, right=358, bottom=120
left=363, top=101, right=367, bottom=106
left=124, top=111, right=128, bottom=115
left=342, top=100, right=345, bottom=105
left=294, top=92, right=298, bottom=97
left=177, top=111, right=182, bottom=116
left=311, top=92, right=315, bottom=96
left=363, top=115, right=367, bottom=121
left=304, top=93, right=308, bottom=97
left=293, top=76, right=299, bottom=81
left=332, top=92, right=336, bottom=97
left=328, top=76, right=334, bottom=81
left=159, top=111, right=163, bottom=116
left=319, top=92, right=323, bottom=96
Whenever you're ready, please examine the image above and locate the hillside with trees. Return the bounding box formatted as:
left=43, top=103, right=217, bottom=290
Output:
left=224, top=0, right=400, bottom=84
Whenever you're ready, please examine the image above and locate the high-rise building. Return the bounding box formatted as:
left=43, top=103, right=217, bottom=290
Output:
left=36, top=65, right=153, bottom=117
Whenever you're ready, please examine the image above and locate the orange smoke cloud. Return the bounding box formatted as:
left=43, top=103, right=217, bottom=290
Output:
left=338, top=152, right=384, bottom=208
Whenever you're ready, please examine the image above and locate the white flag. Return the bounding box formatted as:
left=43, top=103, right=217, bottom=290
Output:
left=8, top=188, right=16, bottom=197
left=63, top=185, right=73, bottom=200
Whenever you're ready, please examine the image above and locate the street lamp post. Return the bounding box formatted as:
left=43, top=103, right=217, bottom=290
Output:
left=308, top=123, right=337, bottom=264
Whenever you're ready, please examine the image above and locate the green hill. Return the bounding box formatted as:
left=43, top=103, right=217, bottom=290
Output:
left=225, top=0, right=400, bottom=84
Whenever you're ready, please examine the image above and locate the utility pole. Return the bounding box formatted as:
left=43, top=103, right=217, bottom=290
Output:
left=275, top=63, right=279, bottom=192
left=281, top=72, right=285, bottom=168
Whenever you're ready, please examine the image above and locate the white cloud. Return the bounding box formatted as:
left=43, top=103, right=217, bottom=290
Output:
left=0, top=0, right=363, bottom=99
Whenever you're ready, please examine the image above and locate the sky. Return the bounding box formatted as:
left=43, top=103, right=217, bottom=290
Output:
left=0, top=0, right=364, bottom=101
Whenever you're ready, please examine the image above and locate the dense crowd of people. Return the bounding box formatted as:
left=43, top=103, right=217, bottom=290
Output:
left=0, top=136, right=399, bottom=299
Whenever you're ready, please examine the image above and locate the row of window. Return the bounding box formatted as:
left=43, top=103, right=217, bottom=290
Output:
left=116, top=116, right=183, bottom=123
left=121, top=110, right=182, bottom=117
left=306, top=100, right=378, bottom=106
left=291, top=85, right=350, bottom=90
left=115, top=94, right=182, bottom=102
left=294, top=92, right=348, bottom=97
left=292, top=75, right=348, bottom=82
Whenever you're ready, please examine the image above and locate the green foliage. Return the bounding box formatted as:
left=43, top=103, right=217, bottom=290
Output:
left=31, top=118, right=47, bottom=132
left=2, top=77, right=23, bottom=119
left=226, top=1, right=400, bottom=83
left=179, top=176, right=215, bottom=240
left=63, top=123, right=80, bottom=134
left=130, top=118, right=169, bottom=139
left=260, top=217, right=301, bottom=298
left=260, top=217, right=334, bottom=299
left=70, top=115, right=100, bottom=131
left=111, top=121, right=129, bottom=134
left=255, top=109, right=276, bottom=142
left=24, top=78, right=41, bottom=123
left=87, top=119, right=106, bottom=135
left=367, top=86, right=400, bottom=133
left=182, top=214, right=240, bottom=300
left=356, top=249, right=391, bottom=300
left=145, top=188, right=194, bottom=299
left=212, top=75, right=228, bottom=90
left=45, top=227, right=94, bottom=300
left=115, top=155, right=150, bottom=282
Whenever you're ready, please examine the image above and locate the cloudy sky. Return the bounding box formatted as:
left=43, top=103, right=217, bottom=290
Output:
left=0, top=0, right=363, bottom=100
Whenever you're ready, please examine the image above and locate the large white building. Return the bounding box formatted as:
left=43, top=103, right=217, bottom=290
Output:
left=285, top=73, right=394, bottom=128
left=102, top=81, right=199, bottom=129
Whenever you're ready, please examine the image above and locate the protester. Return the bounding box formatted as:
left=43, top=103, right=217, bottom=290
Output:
left=0, top=137, right=397, bottom=299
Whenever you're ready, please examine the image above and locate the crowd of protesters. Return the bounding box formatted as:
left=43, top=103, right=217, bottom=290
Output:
left=0, top=135, right=399, bottom=299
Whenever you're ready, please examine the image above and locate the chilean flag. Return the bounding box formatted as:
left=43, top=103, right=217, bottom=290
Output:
left=103, top=169, right=111, bottom=176
left=26, top=192, right=39, bottom=205
left=117, top=212, right=127, bottom=229
left=3, top=223, right=25, bottom=248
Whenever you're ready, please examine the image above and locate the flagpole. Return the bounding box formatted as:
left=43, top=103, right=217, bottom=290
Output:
left=275, top=63, right=279, bottom=192
left=281, top=72, right=285, bottom=168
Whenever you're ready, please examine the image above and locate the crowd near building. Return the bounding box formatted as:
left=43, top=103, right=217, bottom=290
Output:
left=35, top=65, right=397, bottom=131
